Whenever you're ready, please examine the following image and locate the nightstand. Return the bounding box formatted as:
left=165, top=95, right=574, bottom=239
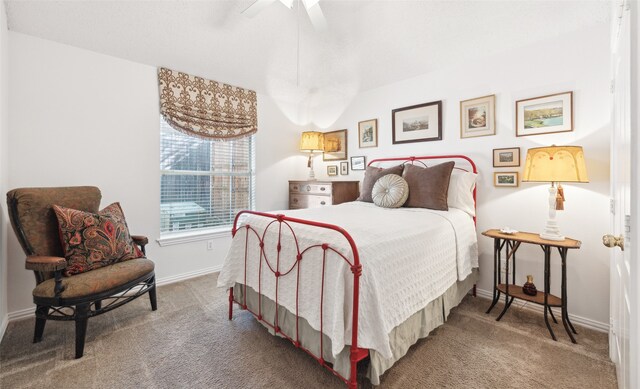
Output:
left=289, top=180, right=359, bottom=210
left=483, top=229, right=582, bottom=343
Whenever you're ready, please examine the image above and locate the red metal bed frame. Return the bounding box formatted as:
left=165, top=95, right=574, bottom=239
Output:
left=228, top=155, right=477, bottom=388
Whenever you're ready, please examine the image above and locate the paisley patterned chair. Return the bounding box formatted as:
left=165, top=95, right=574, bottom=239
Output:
left=6, top=186, right=157, bottom=358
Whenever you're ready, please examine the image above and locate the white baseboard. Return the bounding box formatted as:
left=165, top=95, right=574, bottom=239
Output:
left=2, top=265, right=223, bottom=327
left=475, top=288, right=610, bottom=333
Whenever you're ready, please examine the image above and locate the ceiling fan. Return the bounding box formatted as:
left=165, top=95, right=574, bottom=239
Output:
left=242, top=0, right=327, bottom=31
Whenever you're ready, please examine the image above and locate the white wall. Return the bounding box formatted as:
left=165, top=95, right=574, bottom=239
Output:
left=0, top=2, right=10, bottom=336
left=5, top=32, right=306, bottom=315
left=310, top=25, right=612, bottom=326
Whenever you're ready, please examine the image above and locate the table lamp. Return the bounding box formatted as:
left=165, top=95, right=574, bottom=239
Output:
left=299, top=131, right=324, bottom=180
left=522, top=145, right=589, bottom=241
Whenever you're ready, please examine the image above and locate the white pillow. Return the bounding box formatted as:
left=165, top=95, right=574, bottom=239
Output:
left=448, top=169, right=477, bottom=216
left=371, top=174, right=409, bottom=208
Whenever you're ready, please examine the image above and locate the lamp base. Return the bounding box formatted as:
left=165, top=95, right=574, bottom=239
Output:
left=540, top=188, right=564, bottom=241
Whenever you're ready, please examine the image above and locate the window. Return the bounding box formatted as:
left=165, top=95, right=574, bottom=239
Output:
left=160, top=117, right=255, bottom=236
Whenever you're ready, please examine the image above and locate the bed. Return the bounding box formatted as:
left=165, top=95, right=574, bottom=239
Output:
left=217, top=155, right=479, bottom=388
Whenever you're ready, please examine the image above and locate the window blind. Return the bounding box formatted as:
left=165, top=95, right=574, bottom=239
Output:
left=160, top=117, right=255, bottom=235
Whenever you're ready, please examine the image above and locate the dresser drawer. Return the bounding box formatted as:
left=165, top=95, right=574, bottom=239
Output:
left=289, top=182, right=332, bottom=195
left=290, top=194, right=331, bottom=209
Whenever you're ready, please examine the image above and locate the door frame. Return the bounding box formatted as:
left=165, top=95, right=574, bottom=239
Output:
left=629, top=1, right=638, bottom=388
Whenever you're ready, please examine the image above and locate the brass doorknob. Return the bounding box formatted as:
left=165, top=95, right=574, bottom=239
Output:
left=602, top=234, right=624, bottom=251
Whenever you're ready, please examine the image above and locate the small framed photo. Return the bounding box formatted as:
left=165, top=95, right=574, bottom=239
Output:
left=494, top=172, right=519, bottom=187
left=392, top=100, right=442, bottom=144
left=358, top=119, right=378, bottom=148
left=460, top=94, right=496, bottom=138
left=516, top=91, right=573, bottom=136
left=340, top=161, right=349, bottom=175
left=327, top=165, right=338, bottom=176
left=493, top=147, right=520, bottom=167
left=351, top=156, right=366, bottom=171
left=323, top=129, right=348, bottom=161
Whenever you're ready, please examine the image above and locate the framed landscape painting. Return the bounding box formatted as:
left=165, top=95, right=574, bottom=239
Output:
left=516, top=91, right=573, bottom=136
left=323, top=129, right=348, bottom=161
left=358, top=119, right=378, bottom=148
left=494, top=172, right=519, bottom=187
left=460, top=94, right=496, bottom=138
left=392, top=101, right=442, bottom=144
left=327, top=165, right=338, bottom=176
left=493, top=147, right=520, bottom=167
left=351, top=156, right=366, bottom=171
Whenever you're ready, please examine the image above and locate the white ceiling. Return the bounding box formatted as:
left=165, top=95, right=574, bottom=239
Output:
left=5, top=0, right=611, bottom=105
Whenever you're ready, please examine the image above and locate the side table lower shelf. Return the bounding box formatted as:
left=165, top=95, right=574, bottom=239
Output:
left=495, top=284, right=562, bottom=307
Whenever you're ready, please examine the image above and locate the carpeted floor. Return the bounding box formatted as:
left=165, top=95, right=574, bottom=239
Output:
left=0, top=273, right=617, bottom=388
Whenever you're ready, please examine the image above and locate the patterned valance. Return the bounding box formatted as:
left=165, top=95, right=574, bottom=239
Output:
left=158, top=67, right=258, bottom=140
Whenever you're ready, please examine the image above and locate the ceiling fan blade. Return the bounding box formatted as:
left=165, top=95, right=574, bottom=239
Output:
left=304, top=2, right=327, bottom=31
left=242, top=0, right=276, bottom=18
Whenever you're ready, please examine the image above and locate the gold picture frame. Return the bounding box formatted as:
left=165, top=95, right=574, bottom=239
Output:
left=494, top=172, right=519, bottom=187
left=516, top=91, right=573, bottom=136
left=358, top=119, right=378, bottom=148
left=460, top=94, right=496, bottom=138
left=323, top=129, right=348, bottom=161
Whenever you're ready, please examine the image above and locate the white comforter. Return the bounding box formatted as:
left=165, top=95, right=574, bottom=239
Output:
left=217, top=201, right=478, bottom=359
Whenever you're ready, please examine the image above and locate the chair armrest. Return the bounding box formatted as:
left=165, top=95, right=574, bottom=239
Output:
left=26, top=256, right=67, bottom=272
left=131, top=235, right=149, bottom=255
left=132, top=235, right=149, bottom=246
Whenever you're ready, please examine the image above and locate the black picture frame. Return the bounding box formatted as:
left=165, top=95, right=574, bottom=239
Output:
left=392, top=100, right=443, bottom=144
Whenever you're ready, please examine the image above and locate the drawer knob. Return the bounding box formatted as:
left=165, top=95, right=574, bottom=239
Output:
left=320, top=187, right=326, bottom=191
left=306, top=185, right=311, bottom=191
left=293, top=198, right=298, bottom=203
left=320, top=201, right=326, bottom=205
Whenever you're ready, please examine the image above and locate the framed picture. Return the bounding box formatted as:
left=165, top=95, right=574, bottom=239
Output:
left=358, top=119, right=378, bottom=148
left=493, top=147, right=520, bottom=167
left=494, top=172, right=519, bottom=187
left=323, top=129, right=348, bottom=161
left=327, top=165, right=338, bottom=176
left=460, top=94, right=496, bottom=138
left=351, top=156, right=366, bottom=171
left=340, top=161, right=349, bottom=175
left=392, top=100, right=442, bottom=144
left=516, top=91, right=573, bottom=136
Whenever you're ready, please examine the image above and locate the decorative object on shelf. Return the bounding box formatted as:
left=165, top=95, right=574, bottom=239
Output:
left=351, top=156, right=366, bottom=171
left=392, top=100, right=442, bottom=144
left=322, top=129, right=348, bottom=161
left=327, top=165, right=338, bottom=176
left=500, top=227, right=519, bottom=235
left=522, top=275, right=538, bottom=296
left=358, top=119, right=378, bottom=148
left=522, top=145, right=589, bottom=241
left=340, top=161, right=349, bottom=175
left=516, top=91, right=573, bottom=136
left=299, top=131, right=324, bottom=181
left=493, top=147, right=521, bottom=167
left=494, top=172, right=519, bottom=187
left=460, top=94, right=496, bottom=138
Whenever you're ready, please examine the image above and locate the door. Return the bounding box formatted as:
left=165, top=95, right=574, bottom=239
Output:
left=608, top=1, right=635, bottom=388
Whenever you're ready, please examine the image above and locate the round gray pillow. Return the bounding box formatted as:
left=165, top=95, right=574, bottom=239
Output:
left=371, top=174, right=409, bottom=208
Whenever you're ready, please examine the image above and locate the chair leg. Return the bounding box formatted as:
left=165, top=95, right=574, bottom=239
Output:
left=75, top=303, right=90, bottom=359
left=33, top=305, right=49, bottom=343
left=148, top=277, right=157, bottom=311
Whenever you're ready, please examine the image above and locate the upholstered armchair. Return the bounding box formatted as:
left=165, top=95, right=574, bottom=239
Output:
left=6, top=186, right=157, bottom=358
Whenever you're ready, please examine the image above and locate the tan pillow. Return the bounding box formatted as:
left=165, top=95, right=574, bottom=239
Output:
left=371, top=174, right=409, bottom=208
left=402, top=162, right=455, bottom=210
left=357, top=164, right=404, bottom=202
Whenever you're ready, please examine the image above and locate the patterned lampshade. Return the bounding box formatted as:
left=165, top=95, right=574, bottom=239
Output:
left=522, top=145, right=589, bottom=183
left=299, top=131, right=324, bottom=152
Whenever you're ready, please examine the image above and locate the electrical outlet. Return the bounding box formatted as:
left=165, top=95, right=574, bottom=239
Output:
left=207, top=240, right=214, bottom=250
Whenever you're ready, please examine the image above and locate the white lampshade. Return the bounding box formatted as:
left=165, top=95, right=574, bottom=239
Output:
left=299, top=131, right=324, bottom=152
left=522, top=145, right=589, bottom=183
